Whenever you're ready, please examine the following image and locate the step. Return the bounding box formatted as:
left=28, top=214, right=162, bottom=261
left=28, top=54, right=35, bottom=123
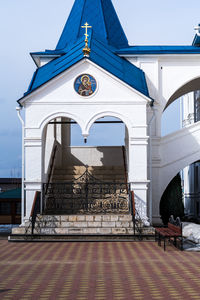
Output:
left=35, top=215, right=133, bottom=222
left=8, top=234, right=155, bottom=242
left=51, top=174, right=125, bottom=181
left=53, top=170, right=125, bottom=176
left=12, top=215, right=155, bottom=236
left=12, top=215, right=133, bottom=235
left=53, top=167, right=124, bottom=176
left=54, top=166, right=124, bottom=172
left=11, top=227, right=155, bottom=236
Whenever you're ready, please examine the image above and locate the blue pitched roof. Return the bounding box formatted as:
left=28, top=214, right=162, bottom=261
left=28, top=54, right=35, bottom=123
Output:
left=56, top=0, right=128, bottom=50
left=116, top=45, right=200, bottom=55
left=21, top=35, right=149, bottom=100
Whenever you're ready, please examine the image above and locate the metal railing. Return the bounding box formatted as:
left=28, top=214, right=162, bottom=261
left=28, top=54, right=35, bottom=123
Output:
left=43, top=181, right=129, bottom=215
left=43, top=167, right=129, bottom=215
left=30, top=191, right=41, bottom=234
left=129, top=189, right=143, bottom=236
left=45, top=144, right=58, bottom=194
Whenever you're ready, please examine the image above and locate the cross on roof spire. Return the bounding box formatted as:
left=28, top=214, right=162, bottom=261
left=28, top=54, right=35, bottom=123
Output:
left=81, top=22, right=92, bottom=41
left=81, top=22, right=92, bottom=57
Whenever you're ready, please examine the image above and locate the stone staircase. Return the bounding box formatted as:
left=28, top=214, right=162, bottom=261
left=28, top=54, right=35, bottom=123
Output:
left=10, top=214, right=155, bottom=240
left=9, top=165, right=155, bottom=241
left=44, top=165, right=129, bottom=215
left=52, top=166, right=125, bottom=182
left=12, top=214, right=134, bottom=235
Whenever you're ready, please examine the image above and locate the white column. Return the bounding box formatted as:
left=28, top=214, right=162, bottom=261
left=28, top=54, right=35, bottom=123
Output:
left=62, top=117, right=71, bottom=147
left=61, top=118, right=71, bottom=166
left=124, top=126, right=129, bottom=172
left=128, top=134, right=149, bottom=225
left=24, top=137, right=42, bottom=219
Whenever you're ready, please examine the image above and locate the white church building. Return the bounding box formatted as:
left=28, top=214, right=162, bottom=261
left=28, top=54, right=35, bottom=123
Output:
left=14, top=0, right=200, bottom=236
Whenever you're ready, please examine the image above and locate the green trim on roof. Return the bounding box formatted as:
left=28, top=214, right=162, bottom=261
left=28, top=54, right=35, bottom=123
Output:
left=0, top=188, right=21, bottom=199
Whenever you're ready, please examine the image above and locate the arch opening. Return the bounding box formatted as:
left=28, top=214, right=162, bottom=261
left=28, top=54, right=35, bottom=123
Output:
left=162, top=88, right=200, bottom=136
left=165, top=77, right=200, bottom=111
left=160, top=160, right=200, bottom=225
left=41, top=114, right=130, bottom=215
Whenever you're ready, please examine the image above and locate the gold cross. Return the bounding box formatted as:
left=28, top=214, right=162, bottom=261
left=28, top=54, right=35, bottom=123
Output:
left=81, top=22, right=92, bottom=40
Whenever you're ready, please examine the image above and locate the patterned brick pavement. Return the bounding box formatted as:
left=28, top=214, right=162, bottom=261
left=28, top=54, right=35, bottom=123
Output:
left=0, top=240, right=200, bottom=299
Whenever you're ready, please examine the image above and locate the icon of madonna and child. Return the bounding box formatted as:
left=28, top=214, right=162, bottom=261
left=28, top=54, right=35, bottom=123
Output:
left=74, top=74, right=97, bottom=97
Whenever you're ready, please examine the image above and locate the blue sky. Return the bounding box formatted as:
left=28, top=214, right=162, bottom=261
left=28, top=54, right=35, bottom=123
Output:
left=0, top=0, right=200, bottom=177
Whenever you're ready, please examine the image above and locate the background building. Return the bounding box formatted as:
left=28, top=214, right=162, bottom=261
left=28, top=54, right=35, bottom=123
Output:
left=181, top=91, right=200, bottom=220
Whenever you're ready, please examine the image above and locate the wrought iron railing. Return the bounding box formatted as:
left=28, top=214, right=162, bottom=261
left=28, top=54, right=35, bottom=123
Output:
left=29, top=191, right=41, bottom=234
left=45, top=144, right=58, bottom=194
left=129, top=190, right=143, bottom=236
left=43, top=167, right=129, bottom=215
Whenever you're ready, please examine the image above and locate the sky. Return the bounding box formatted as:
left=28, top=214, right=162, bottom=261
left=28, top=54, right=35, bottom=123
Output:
left=0, top=0, right=200, bottom=177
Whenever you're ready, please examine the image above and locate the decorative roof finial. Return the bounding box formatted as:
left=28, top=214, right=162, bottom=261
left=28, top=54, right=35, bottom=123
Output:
left=81, top=22, right=92, bottom=56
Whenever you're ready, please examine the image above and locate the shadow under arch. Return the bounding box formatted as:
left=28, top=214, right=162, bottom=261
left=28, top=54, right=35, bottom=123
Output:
left=84, top=111, right=132, bottom=136
left=163, top=76, right=200, bottom=112
left=160, top=173, right=184, bottom=225
left=41, top=112, right=84, bottom=183
left=161, top=152, right=200, bottom=202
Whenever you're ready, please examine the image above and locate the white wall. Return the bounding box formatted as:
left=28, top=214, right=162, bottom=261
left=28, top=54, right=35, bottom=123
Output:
left=61, top=146, right=124, bottom=167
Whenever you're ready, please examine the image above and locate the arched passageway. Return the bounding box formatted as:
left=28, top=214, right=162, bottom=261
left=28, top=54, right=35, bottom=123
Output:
left=159, top=158, right=200, bottom=225
left=165, top=77, right=200, bottom=110
left=162, top=76, right=200, bottom=136
left=41, top=115, right=130, bottom=215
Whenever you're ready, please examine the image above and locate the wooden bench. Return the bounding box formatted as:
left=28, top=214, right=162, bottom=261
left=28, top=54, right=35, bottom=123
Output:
left=155, top=220, right=183, bottom=251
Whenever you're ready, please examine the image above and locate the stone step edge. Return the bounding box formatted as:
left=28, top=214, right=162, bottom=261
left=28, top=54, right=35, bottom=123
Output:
left=12, top=228, right=155, bottom=236
left=24, top=215, right=133, bottom=221
left=9, top=233, right=155, bottom=237
left=8, top=234, right=155, bottom=242
left=13, top=227, right=136, bottom=233
left=23, top=221, right=134, bottom=227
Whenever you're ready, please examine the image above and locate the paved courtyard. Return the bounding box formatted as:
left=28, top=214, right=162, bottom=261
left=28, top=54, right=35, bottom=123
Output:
left=0, top=240, right=200, bottom=299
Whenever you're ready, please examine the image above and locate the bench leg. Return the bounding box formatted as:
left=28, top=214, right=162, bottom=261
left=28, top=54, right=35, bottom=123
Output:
left=180, top=238, right=183, bottom=251
left=158, top=234, right=161, bottom=247
left=174, top=237, right=177, bottom=247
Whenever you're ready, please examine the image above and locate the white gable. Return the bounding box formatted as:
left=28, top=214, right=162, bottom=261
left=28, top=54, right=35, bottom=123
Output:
left=22, top=60, right=150, bottom=106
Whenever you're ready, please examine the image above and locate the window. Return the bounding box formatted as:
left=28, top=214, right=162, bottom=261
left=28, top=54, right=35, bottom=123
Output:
left=0, top=202, right=11, bottom=215
left=195, top=166, right=199, bottom=187
left=16, top=202, right=21, bottom=215
left=196, top=202, right=200, bottom=217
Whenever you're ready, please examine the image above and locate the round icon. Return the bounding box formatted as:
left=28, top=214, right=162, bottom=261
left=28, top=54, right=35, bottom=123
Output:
left=74, top=74, right=97, bottom=97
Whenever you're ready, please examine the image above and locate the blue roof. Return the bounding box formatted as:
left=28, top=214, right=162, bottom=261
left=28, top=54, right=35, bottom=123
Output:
left=56, top=0, right=128, bottom=50
left=116, top=45, right=200, bottom=55
left=22, top=35, right=149, bottom=100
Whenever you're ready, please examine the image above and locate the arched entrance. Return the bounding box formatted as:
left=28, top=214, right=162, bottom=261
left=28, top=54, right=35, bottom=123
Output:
left=41, top=114, right=130, bottom=215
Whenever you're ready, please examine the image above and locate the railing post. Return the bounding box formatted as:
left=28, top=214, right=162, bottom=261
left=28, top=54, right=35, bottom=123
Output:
left=131, top=190, right=136, bottom=235
left=131, top=191, right=135, bottom=217
left=122, top=146, right=129, bottom=193
left=41, top=184, right=43, bottom=214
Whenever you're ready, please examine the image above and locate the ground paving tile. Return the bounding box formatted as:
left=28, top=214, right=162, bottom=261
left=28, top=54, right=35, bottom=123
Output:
left=0, top=240, right=200, bottom=299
